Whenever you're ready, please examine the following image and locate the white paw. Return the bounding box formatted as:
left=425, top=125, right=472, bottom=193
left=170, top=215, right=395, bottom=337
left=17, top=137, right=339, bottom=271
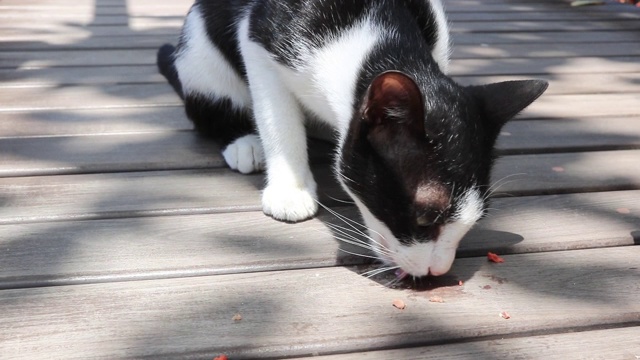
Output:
left=262, top=184, right=318, bottom=222
left=222, top=134, right=265, bottom=174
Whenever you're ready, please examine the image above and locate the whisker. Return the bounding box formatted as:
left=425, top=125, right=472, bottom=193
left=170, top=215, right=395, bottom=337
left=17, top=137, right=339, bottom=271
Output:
left=384, top=276, right=405, bottom=288
left=316, top=201, right=392, bottom=253
left=337, top=247, right=382, bottom=261
left=362, top=265, right=400, bottom=278
left=324, top=222, right=394, bottom=255
left=326, top=195, right=355, bottom=205
left=486, top=173, right=526, bottom=198
left=325, top=221, right=368, bottom=241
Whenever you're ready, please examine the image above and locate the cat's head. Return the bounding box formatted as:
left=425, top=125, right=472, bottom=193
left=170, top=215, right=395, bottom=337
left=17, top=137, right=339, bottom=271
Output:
left=338, top=71, right=547, bottom=277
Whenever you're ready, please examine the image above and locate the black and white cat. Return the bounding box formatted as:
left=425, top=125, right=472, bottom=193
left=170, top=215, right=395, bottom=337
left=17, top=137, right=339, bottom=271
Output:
left=157, top=0, right=548, bottom=278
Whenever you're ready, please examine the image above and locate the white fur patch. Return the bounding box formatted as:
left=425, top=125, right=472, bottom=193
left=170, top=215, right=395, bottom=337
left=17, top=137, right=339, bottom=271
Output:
left=428, top=0, right=451, bottom=73
left=304, top=18, right=384, bottom=131
left=238, top=15, right=318, bottom=222
left=222, top=134, right=265, bottom=174
left=175, top=5, right=251, bottom=107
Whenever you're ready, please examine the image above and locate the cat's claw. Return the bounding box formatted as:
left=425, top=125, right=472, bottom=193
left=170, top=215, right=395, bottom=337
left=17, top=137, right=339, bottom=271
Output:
left=222, top=134, right=265, bottom=174
left=262, top=184, right=318, bottom=222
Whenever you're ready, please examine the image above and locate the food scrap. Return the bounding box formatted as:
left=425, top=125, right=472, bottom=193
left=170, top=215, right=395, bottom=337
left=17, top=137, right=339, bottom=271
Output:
left=487, top=252, right=505, bottom=263
left=214, top=355, right=228, bottom=360
left=500, top=311, right=511, bottom=320
left=429, top=296, right=445, bottom=303
left=232, top=313, right=242, bottom=321
left=392, top=299, right=406, bottom=310
left=458, top=280, right=464, bottom=286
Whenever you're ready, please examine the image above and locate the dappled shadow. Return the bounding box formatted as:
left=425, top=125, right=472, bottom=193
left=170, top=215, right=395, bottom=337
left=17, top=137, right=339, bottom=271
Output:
left=1, top=0, right=640, bottom=358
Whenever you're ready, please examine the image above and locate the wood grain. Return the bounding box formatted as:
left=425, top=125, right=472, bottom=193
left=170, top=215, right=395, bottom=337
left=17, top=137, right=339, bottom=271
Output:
left=449, top=56, right=640, bottom=76
left=288, top=327, right=640, bottom=359
left=0, top=84, right=637, bottom=119
left=2, top=0, right=639, bottom=358
left=0, top=190, right=637, bottom=288
left=0, top=106, right=189, bottom=137
left=1, top=149, right=640, bottom=222
left=3, top=65, right=639, bottom=97
left=497, top=117, right=640, bottom=154
left=2, top=119, right=640, bottom=176
left=0, top=247, right=638, bottom=359
left=453, top=42, right=640, bottom=59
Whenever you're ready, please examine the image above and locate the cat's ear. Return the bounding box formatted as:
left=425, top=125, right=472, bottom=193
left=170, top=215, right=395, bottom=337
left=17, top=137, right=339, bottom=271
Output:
left=361, top=71, right=424, bottom=134
left=470, top=80, right=548, bottom=129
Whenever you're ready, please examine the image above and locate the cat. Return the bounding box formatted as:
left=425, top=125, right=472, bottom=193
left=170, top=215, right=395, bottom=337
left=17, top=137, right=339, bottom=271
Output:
left=157, top=0, right=548, bottom=278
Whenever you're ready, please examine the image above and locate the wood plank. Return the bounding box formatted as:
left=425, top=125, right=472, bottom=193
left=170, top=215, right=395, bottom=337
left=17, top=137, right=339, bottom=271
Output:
left=0, top=6, right=191, bottom=18
left=0, top=0, right=189, bottom=5
left=0, top=107, right=189, bottom=137
left=2, top=115, right=639, bottom=176
left=2, top=6, right=638, bottom=23
left=452, top=20, right=640, bottom=33
left=0, top=83, right=637, bottom=119
left=455, top=73, right=640, bottom=95
left=0, top=84, right=181, bottom=111
left=492, top=149, right=640, bottom=196
left=4, top=39, right=640, bottom=69
left=2, top=67, right=639, bottom=96
left=1, top=2, right=633, bottom=16
left=0, top=131, right=224, bottom=176
left=0, top=165, right=338, bottom=224
left=1, top=30, right=638, bottom=53
left=2, top=37, right=638, bottom=67
left=524, top=93, right=640, bottom=120
left=448, top=10, right=640, bottom=21
left=1, top=189, right=638, bottom=288
left=0, top=34, right=177, bottom=51
left=0, top=14, right=182, bottom=27
left=454, top=30, right=640, bottom=45
left=498, top=117, right=640, bottom=154
left=288, top=327, right=640, bottom=359
left=2, top=149, right=640, bottom=223
left=0, top=65, right=165, bottom=87
left=0, top=247, right=638, bottom=359
left=2, top=17, right=639, bottom=42
left=449, top=56, right=640, bottom=76
left=3, top=46, right=639, bottom=77
left=0, top=25, right=179, bottom=38
left=0, top=49, right=158, bottom=69
left=453, top=42, right=640, bottom=59
left=0, top=169, right=265, bottom=224
left=5, top=50, right=639, bottom=80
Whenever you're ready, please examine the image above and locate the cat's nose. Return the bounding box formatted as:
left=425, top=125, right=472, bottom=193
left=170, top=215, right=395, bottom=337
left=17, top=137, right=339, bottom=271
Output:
left=428, top=267, right=445, bottom=276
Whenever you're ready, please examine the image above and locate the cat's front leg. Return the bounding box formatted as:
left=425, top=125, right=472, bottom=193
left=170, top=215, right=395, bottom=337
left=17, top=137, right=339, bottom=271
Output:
left=239, top=20, right=318, bottom=222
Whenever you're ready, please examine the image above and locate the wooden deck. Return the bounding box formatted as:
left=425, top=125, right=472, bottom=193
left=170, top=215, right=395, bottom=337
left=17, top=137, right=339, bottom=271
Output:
left=1, top=0, right=640, bottom=358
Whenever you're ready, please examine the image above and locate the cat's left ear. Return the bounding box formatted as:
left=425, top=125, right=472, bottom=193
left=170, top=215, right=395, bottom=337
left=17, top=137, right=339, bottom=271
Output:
left=361, top=70, right=424, bottom=134
left=469, top=80, right=548, bottom=129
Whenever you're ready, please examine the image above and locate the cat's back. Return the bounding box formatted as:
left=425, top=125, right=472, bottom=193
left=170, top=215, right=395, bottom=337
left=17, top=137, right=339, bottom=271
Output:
left=245, top=0, right=449, bottom=70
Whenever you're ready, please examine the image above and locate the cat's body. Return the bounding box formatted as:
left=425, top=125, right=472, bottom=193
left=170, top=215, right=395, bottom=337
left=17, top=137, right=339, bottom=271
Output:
left=158, top=0, right=547, bottom=277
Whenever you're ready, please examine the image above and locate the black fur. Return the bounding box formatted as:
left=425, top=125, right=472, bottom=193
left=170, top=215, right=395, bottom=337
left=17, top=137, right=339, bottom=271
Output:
left=184, top=94, right=255, bottom=146
left=157, top=14, right=255, bottom=145
left=157, top=44, right=183, bottom=99
left=196, top=0, right=252, bottom=79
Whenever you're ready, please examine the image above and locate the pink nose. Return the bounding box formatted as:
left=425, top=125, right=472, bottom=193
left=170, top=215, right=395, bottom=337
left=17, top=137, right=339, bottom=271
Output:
left=428, top=268, right=445, bottom=276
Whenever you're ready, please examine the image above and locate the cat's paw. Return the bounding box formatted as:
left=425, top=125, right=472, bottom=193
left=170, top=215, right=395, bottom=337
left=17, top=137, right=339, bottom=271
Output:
left=262, top=184, right=318, bottom=222
left=222, top=134, right=265, bottom=174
